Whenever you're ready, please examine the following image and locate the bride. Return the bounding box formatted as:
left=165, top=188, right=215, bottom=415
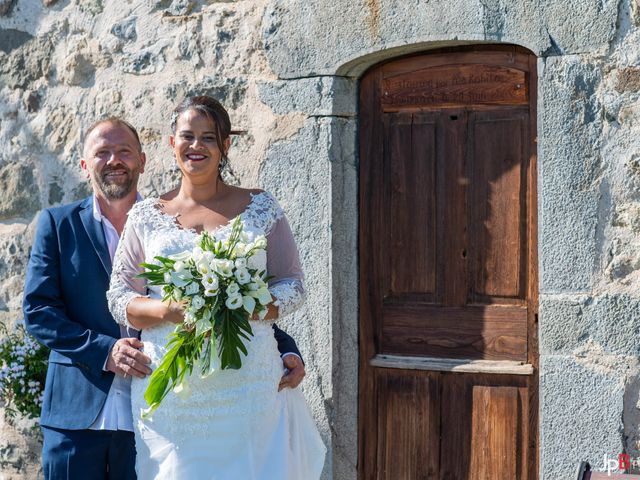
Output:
left=106, top=95, right=326, bottom=479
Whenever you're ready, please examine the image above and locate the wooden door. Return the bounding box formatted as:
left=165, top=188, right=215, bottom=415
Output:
left=358, top=46, right=538, bottom=480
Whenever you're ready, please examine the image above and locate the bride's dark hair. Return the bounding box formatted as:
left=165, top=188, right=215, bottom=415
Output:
left=171, top=95, right=240, bottom=182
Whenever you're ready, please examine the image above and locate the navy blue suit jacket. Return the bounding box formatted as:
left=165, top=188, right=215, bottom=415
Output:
left=23, top=196, right=301, bottom=430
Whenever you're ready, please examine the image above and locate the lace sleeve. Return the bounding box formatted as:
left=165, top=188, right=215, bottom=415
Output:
left=265, top=206, right=306, bottom=317
left=106, top=208, right=148, bottom=328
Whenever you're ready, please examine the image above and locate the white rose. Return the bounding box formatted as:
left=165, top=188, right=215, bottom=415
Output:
left=233, top=242, right=247, bottom=257
left=226, top=282, right=240, bottom=296
left=234, top=268, right=251, bottom=285
left=184, top=310, right=196, bottom=325
left=185, top=282, right=200, bottom=296
left=196, top=260, right=210, bottom=276
left=234, top=257, right=247, bottom=269
left=191, top=246, right=204, bottom=262
left=201, top=273, right=219, bottom=291
left=225, top=294, right=243, bottom=310
left=253, top=235, right=267, bottom=249
left=240, top=231, right=255, bottom=243
left=204, top=289, right=218, bottom=298
left=247, top=249, right=267, bottom=272
left=214, top=259, right=234, bottom=278
left=191, top=295, right=205, bottom=311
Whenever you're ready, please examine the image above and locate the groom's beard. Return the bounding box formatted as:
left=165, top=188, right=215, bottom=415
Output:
left=93, top=164, right=140, bottom=200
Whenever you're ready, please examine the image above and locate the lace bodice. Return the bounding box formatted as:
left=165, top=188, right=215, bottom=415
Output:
left=106, top=191, right=306, bottom=330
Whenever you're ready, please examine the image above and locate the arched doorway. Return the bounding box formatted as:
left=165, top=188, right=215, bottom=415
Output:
left=358, top=45, right=538, bottom=479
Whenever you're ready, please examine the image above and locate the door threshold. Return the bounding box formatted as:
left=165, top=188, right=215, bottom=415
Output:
left=370, top=354, right=534, bottom=375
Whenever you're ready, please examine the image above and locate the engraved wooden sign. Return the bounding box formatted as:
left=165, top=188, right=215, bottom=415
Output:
left=382, top=64, right=527, bottom=108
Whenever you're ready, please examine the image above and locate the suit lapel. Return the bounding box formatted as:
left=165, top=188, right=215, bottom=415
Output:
left=79, top=197, right=112, bottom=276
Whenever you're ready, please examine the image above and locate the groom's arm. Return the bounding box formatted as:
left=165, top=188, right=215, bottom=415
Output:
left=272, top=324, right=306, bottom=390
left=272, top=323, right=302, bottom=361
left=23, top=209, right=116, bottom=374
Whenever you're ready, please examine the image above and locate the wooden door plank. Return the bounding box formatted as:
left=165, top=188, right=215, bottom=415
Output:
left=381, top=304, right=528, bottom=360
left=384, top=112, right=438, bottom=296
left=469, top=386, right=519, bottom=480
left=376, top=369, right=440, bottom=479
left=441, top=109, right=469, bottom=307
left=468, top=109, right=528, bottom=301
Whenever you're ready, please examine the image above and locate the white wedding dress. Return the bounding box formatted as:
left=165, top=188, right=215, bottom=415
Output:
left=106, top=191, right=326, bottom=480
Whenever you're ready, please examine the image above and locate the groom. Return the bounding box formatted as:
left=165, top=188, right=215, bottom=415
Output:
left=23, top=118, right=306, bottom=479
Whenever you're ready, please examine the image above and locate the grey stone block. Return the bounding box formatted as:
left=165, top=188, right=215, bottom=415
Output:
left=540, top=294, right=640, bottom=356
left=258, top=77, right=356, bottom=117
left=539, top=355, right=625, bottom=480
left=262, top=0, right=618, bottom=78
left=538, top=56, right=605, bottom=293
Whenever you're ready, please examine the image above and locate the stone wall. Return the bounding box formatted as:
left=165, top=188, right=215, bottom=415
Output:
left=1, top=0, right=639, bottom=479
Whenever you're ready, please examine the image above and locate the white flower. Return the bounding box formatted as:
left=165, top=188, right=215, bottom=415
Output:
left=191, top=246, right=204, bottom=262
left=242, top=295, right=256, bottom=315
left=172, top=288, right=183, bottom=301
left=173, top=380, right=191, bottom=400
left=226, top=282, right=240, bottom=296
left=184, top=310, right=196, bottom=325
left=201, top=273, right=219, bottom=291
left=234, top=268, right=251, bottom=285
left=233, top=242, right=247, bottom=257
left=173, top=260, right=187, bottom=273
left=234, top=257, right=247, bottom=269
left=163, top=272, right=172, bottom=284
left=204, top=288, right=218, bottom=297
left=253, top=235, right=267, bottom=249
left=214, top=259, right=234, bottom=278
left=240, top=231, right=254, bottom=243
left=225, top=294, right=243, bottom=310
left=185, top=282, right=200, bottom=296
left=191, top=295, right=205, bottom=311
left=247, top=249, right=267, bottom=272
left=196, top=260, right=211, bottom=276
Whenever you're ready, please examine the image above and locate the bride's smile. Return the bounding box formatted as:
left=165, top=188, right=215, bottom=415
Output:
left=170, top=108, right=230, bottom=179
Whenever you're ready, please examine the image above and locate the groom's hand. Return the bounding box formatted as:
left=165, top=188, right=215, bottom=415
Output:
left=278, top=354, right=305, bottom=390
left=106, top=338, right=152, bottom=378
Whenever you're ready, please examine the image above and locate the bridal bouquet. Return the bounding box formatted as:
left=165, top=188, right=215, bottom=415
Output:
left=138, top=217, right=273, bottom=417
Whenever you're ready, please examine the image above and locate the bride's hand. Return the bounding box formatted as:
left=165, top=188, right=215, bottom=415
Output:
left=164, top=299, right=187, bottom=324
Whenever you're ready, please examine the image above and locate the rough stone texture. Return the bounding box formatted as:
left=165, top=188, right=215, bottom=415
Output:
left=0, top=164, right=41, bottom=220
left=540, top=354, right=633, bottom=480
left=0, top=0, right=639, bottom=478
left=538, top=55, right=604, bottom=294
left=540, top=294, right=640, bottom=356
left=261, top=0, right=619, bottom=78
left=258, top=77, right=357, bottom=117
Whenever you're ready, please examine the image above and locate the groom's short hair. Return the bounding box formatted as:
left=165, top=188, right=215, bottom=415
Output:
left=83, top=117, right=142, bottom=153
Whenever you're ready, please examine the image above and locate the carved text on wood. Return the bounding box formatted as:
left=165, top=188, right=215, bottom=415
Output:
left=382, top=64, right=528, bottom=108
